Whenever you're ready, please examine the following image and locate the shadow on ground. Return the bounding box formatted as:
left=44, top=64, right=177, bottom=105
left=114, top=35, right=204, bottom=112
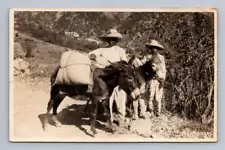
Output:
left=38, top=103, right=113, bottom=137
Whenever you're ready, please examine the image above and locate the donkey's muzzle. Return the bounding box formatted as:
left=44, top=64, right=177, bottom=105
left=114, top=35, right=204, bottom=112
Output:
left=131, top=87, right=141, bottom=100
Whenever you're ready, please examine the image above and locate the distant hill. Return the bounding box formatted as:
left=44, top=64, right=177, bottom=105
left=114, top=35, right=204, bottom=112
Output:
left=14, top=11, right=131, bottom=52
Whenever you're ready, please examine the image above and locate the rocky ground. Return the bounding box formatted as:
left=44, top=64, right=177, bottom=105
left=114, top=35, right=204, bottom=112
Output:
left=10, top=76, right=215, bottom=142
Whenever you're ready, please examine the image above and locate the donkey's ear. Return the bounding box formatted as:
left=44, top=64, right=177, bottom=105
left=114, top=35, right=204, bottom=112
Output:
left=128, top=54, right=136, bottom=65
left=120, top=63, right=129, bottom=71
left=108, top=60, right=113, bottom=65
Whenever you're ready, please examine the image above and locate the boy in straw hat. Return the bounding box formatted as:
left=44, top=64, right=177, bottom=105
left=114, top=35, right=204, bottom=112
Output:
left=88, top=29, right=128, bottom=123
left=133, top=40, right=166, bottom=119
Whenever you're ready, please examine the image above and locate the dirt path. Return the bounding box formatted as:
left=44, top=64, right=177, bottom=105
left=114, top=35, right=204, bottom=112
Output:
left=10, top=77, right=214, bottom=142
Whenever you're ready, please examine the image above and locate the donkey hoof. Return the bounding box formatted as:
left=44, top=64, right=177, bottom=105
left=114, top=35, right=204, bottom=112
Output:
left=42, top=127, right=46, bottom=131
left=132, top=115, right=139, bottom=120
left=108, top=128, right=116, bottom=133
left=139, top=114, right=147, bottom=120
left=155, top=113, right=160, bottom=117
left=52, top=116, right=61, bottom=127
left=91, top=129, right=98, bottom=136
left=107, top=125, right=117, bottom=133
left=53, top=120, right=62, bottom=127
left=55, top=122, right=61, bottom=127
left=43, top=121, right=49, bottom=130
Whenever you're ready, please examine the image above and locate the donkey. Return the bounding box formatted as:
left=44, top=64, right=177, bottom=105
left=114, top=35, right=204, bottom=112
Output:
left=44, top=60, right=141, bottom=136
left=84, top=56, right=156, bottom=128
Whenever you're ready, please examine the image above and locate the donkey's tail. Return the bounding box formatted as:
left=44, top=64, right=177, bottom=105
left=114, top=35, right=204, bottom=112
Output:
left=50, top=65, right=60, bottom=86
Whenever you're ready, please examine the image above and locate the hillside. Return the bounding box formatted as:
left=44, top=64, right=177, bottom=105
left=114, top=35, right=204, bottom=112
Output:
left=13, top=11, right=215, bottom=125
left=14, top=12, right=131, bottom=52
left=14, top=32, right=67, bottom=78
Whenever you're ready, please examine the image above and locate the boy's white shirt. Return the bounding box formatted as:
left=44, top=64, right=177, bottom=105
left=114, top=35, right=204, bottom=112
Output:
left=88, top=46, right=128, bottom=68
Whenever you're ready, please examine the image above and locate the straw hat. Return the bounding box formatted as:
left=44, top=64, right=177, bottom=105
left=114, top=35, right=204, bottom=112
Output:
left=145, top=40, right=164, bottom=50
left=100, top=29, right=122, bottom=40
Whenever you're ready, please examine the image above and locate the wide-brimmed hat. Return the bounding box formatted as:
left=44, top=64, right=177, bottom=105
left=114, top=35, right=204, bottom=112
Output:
left=145, top=40, right=164, bottom=50
left=100, top=29, right=122, bottom=40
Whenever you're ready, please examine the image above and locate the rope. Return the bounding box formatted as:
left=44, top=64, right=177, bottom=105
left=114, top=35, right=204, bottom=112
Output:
left=60, top=63, right=91, bottom=69
left=60, top=51, right=114, bottom=69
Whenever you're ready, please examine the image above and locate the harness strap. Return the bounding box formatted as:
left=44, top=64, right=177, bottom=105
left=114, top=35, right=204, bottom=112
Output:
left=60, top=63, right=91, bottom=69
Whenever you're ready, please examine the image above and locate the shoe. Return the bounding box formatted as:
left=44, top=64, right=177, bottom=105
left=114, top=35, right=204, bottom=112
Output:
left=155, top=113, right=160, bottom=117
left=132, top=114, right=139, bottom=120
left=139, top=113, right=147, bottom=119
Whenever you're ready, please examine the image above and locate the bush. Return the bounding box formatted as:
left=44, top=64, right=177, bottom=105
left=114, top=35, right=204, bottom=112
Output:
left=119, top=12, right=214, bottom=123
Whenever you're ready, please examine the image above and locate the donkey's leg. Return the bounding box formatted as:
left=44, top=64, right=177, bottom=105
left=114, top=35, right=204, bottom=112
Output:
left=47, top=100, right=54, bottom=114
left=52, top=94, right=66, bottom=127
left=81, top=99, right=91, bottom=118
left=90, top=97, right=98, bottom=136
left=43, top=85, right=58, bottom=130
left=43, top=99, right=54, bottom=130
left=84, top=99, right=91, bottom=114
left=108, top=96, right=115, bottom=132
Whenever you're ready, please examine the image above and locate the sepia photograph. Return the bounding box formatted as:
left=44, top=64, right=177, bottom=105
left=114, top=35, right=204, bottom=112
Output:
left=9, top=8, right=217, bottom=142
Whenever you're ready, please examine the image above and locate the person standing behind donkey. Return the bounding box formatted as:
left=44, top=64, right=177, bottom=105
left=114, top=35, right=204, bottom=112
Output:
left=130, top=55, right=148, bottom=120
left=137, top=40, right=166, bottom=118
left=88, top=29, right=128, bottom=123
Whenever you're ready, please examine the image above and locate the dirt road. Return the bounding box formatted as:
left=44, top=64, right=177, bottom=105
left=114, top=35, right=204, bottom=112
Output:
left=10, top=77, right=214, bottom=142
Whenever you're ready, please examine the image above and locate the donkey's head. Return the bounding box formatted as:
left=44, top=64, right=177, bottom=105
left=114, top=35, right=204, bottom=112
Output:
left=107, top=60, right=141, bottom=100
